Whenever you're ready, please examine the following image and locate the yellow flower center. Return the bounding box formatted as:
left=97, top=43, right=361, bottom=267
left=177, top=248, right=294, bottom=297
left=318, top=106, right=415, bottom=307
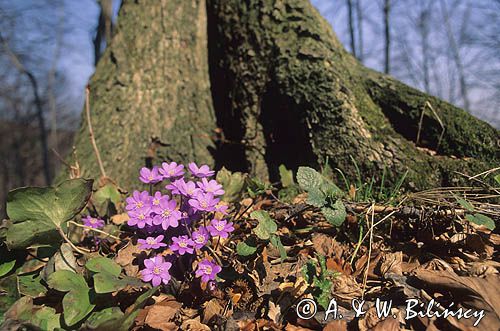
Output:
left=148, top=175, right=154, bottom=180
left=215, top=224, right=224, bottom=231
left=139, top=214, right=145, bottom=220
left=162, top=209, right=171, bottom=217
left=204, top=266, right=212, bottom=275
left=168, top=169, right=175, bottom=175
left=152, top=199, right=159, bottom=205
left=200, top=201, right=208, bottom=208
left=179, top=241, right=187, bottom=248
left=195, top=235, right=205, bottom=244
left=146, top=238, right=156, bottom=245
left=90, top=218, right=97, bottom=224
left=153, top=266, right=162, bottom=275
left=137, top=201, right=143, bottom=208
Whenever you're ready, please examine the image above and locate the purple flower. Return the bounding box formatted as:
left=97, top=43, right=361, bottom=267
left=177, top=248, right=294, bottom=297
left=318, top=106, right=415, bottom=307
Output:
left=141, top=255, right=172, bottom=287
left=170, top=235, right=195, bottom=255
left=159, top=162, right=184, bottom=179
left=82, top=215, right=105, bottom=229
left=188, top=162, right=215, bottom=178
left=139, top=166, right=162, bottom=184
left=150, top=191, right=169, bottom=213
left=152, top=198, right=181, bottom=230
left=195, top=259, right=221, bottom=283
left=127, top=206, right=152, bottom=229
left=125, top=190, right=150, bottom=211
left=191, top=227, right=209, bottom=249
left=179, top=180, right=201, bottom=197
left=138, top=235, right=167, bottom=250
left=215, top=202, right=229, bottom=215
left=165, top=178, right=183, bottom=195
left=197, top=178, right=225, bottom=196
left=207, top=219, right=234, bottom=238
left=188, top=192, right=219, bottom=212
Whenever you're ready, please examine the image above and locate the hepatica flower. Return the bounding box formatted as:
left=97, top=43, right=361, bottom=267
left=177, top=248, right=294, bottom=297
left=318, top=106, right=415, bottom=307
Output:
left=141, top=255, right=172, bottom=286
left=191, top=227, right=209, bottom=249
left=188, top=162, right=215, bottom=178
left=138, top=235, right=167, bottom=250
left=170, top=235, right=195, bottom=255
left=188, top=192, right=219, bottom=212
left=152, top=198, right=181, bottom=230
left=165, top=178, right=183, bottom=195
left=215, top=201, right=229, bottom=215
left=82, top=215, right=105, bottom=229
left=195, top=259, right=221, bottom=283
left=126, top=190, right=150, bottom=211
left=159, top=162, right=184, bottom=179
left=127, top=206, right=152, bottom=228
left=139, top=166, right=162, bottom=184
left=150, top=191, right=168, bottom=211
left=207, top=219, right=234, bottom=238
left=197, top=178, right=225, bottom=196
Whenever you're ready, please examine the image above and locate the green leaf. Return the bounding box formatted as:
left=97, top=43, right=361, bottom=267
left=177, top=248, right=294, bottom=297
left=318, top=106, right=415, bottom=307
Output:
left=0, top=260, right=16, bottom=278
left=313, top=277, right=332, bottom=310
left=279, top=164, right=294, bottom=187
left=42, top=243, right=79, bottom=281
left=270, top=234, right=287, bottom=261
left=453, top=194, right=474, bottom=212
left=93, top=273, right=129, bottom=294
left=94, top=183, right=121, bottom=206
left=306, top=188, right=326, bottom=207
left=84, top=307, right=124, bottom=330
left=5, top=179, right=93, bottom=249
left=302, top=261, right=316, bottom=284
left=494, top=174, right=500, bottom=186
left=296, top=167, right=323, bottom=191
left=321, top=200, right=346, bottom=226
left=466, top=214, right=496, bottom=230
left=31, top=306, right=61, bottom=331
left=236, top=241, right=258, bottom=257
left=216, top=167, right=246, bottom=203
left=86, top=256, right=140, bottom=294
left=251, top=210, right=278, bottom=240
left=17, top=272, right=47, bottom=298
left=47, top=270, right=95, bottom=326
left=86, top=257, right=122, bottom=277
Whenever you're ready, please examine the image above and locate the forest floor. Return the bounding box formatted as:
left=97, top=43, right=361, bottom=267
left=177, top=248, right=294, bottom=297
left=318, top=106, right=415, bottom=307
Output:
left=0, top=166, right=499, bottom=331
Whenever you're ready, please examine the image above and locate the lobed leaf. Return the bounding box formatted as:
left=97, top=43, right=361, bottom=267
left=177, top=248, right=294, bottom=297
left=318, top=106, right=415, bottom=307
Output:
left=5, top=179, right=93, bottom=249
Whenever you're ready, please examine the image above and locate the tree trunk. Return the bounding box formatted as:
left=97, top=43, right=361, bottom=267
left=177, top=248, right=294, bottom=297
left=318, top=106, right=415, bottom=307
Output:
left=69, top=0, right=499, bottom=191
left=71, top=0, right=216, bottom=190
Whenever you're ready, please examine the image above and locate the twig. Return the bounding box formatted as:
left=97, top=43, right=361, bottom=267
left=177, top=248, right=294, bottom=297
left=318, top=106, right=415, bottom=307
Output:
left=361, top=204, right=375, bottom=299
left=85, top=86, right=107, bottom=178
left=469, top=166, right=500, bottom=180
left=57, top=226, right=90, bottom=255
left=68, top=221, right=121, bottom=240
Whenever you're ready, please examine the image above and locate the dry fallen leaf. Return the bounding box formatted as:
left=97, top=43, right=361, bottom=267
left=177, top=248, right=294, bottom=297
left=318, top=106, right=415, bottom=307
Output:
left=378, top=251, right=403, bottom=277
left=181, top=317, right=211, bottom=331
left=414, top=269, right=500, bottom=331
left=144, top=297, right=182, bottom=330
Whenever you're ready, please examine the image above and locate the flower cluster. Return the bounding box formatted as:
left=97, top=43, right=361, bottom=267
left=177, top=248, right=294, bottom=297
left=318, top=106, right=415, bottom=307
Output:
left=125, top=162, right=233, bottom=287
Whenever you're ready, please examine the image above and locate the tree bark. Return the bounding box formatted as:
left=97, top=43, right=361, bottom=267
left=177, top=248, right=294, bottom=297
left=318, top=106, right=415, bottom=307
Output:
left=71, top=0, right=216, bottom=190
left=68, top=0, right=499, bottom=191
left=206, top=0, right=499, bottom=188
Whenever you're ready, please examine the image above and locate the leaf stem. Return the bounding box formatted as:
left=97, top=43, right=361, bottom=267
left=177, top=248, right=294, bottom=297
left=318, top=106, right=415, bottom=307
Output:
left=68, top=221, right=121, bottom=240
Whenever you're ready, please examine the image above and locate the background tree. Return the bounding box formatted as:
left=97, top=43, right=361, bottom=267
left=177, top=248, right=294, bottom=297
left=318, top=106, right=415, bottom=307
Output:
left=68, top=0, right=499, bottom=192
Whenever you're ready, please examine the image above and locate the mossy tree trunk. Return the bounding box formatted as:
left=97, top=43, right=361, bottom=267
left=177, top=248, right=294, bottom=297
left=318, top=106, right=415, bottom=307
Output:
left=71, top=0, right=216, bottom=190
left=69, top=0, right=499, bottom=191
left=207, top=0, right=499, bottom=189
